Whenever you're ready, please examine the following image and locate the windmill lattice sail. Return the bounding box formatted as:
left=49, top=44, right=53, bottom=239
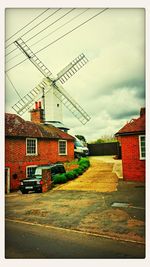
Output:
left=56, top=54, right=88, bottom=84
left=13, top=38, right=90, bottom=124
left=12, top=79, right=51, bottom=115
left=15, top=38, right=52, bottom=78
left=53, top=82, right=91, bottom=125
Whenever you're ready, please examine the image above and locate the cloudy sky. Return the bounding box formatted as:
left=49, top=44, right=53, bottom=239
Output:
left=5, top=8, right=145, bottom=142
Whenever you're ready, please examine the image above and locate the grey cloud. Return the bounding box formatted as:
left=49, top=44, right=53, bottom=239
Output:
left=110, top=110, right=140, bottom=120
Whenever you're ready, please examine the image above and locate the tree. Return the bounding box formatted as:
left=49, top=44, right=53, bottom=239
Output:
left=90, top=134, right=117, bottom=144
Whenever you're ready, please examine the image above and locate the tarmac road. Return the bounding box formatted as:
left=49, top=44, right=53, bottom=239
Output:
left=5, top=220, right=145, bottom=259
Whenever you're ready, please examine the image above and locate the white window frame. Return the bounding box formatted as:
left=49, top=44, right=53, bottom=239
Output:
left=26, top=138, right=37, bottom=156
left=58, top=140, right=67, bottom=155
left=139, top=135, right=145, bottom=160
left=26, top=165, right=37, bottom=178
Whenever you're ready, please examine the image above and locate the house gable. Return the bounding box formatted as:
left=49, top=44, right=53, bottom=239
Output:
left=115, top=108, right=145, bottom=182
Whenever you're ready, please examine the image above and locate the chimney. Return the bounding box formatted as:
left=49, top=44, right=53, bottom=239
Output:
left=140, top=107, right=145, bottom=117
left=30, top=102, right=45, bottom=124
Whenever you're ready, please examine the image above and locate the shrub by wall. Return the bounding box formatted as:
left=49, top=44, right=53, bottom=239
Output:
left=53, top=157, right=90, bottom=185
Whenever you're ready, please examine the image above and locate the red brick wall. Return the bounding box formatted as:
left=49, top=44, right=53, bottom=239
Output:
left=120, top=135, right=145, bottom=182
left=5, top=137, right=74, bottom=191
left=41, top=169, right=52, bottom=193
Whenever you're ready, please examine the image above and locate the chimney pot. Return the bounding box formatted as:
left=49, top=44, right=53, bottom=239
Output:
left=39, top=101, right=41, bottom=109
left=35, top=102, right=38, bottom=110
left=30, top=101, right=44, bottom=123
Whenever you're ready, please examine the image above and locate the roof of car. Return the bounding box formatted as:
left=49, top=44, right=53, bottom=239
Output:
left=36, top=163, right=64, bottom=168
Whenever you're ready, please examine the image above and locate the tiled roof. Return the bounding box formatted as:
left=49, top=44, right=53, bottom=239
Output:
left=5, top=113, right=74, bottom=140
left=115, top=108, right=145, bottom=136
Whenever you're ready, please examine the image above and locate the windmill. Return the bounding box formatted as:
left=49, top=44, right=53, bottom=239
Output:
left=12, top=38, right=91, bottom=126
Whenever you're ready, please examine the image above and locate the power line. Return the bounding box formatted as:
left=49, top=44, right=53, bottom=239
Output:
left=25, top=9, right=75, bottom=44
left=6, top=73, right=22, bottom=98
left=5, top=8, right=61, bottom=51
left=6, top=8, right=108, bottom=73
left=6, top=8, right=49, bottom=43
left=36, top=8, right=109, bottom=55
left=29, top=9, right=89, bottom=50
left=6, top=8, right=85, bottom=64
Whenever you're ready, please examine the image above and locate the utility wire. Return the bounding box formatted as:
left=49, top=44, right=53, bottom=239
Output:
left=25, top=9, right=75, bottom=44
left=36, top=8, right=109, bottom=55
left=6, top=8, right=61, bottom=51
left=6, top=8, right=86, bottom=64
left=6, top=8, right=108, bottom=73
left=6, top=73, right=22, bottom=98
left=6, top=8, right=49, bottom=43
left=29, top=9, right=89, bottom=50
left=6, top=8, right=74, bottom=59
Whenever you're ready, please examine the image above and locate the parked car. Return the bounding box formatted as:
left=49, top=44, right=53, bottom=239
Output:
left=74, top=137, right=89, bottom=158
left=19, top=163, right=66, bottom=194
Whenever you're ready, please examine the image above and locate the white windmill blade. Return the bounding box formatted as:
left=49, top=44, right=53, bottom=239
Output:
left=14, top=38, right=53, bottom=78
left=53, top=81, right=91, bottom=125
left=55, top=53, right=88, bottom=84
left=12, top=78, right=51, bottom=115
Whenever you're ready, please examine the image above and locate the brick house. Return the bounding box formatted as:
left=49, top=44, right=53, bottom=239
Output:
left=115, top=108, right=145, bottom=182
left=5, top=108, right=75, bottom=193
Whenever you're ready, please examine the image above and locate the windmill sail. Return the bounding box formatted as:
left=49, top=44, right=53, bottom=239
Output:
left=56, top=53, right=88, bottom=84
left=13, top=38, right=91, bottom=124
left=12, top=79, right=51, bottom=115
left=53, top=82, right=90, bottom=125
left=14, top=38, right=52, bottom=78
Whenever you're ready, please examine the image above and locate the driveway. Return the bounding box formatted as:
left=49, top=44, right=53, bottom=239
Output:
left=55, top=156, right=122, bottom=192
left=5, top=156, right=145, bottom=244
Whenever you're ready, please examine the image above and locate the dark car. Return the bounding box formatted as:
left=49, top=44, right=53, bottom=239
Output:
left=19, top=163, right=66, bottom=194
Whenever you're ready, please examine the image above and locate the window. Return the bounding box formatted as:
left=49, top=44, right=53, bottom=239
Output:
left=59, top=140, right=67, bottom=155
left=26, top=166, right=37, bottom=177
left=139, top=135, right=145, bottom=160
left=26, top=138, right=37, bottom=155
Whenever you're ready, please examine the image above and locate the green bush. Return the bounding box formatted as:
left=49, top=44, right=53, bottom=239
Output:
left=72, top=170, right=78, bottom=178
left=53, top=173, right=67, bottom=184
left=53, top=158, right=90, bottom=185
left=78, top=158, right=90, bottom=168
left=74, top=167, right=83, bottom=176
left=65, top=171, right=76, bottom=180
left=79, top=166, right=85, bottom=173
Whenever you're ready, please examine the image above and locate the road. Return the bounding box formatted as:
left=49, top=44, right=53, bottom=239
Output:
left=5, top=220, right=145, bottom=259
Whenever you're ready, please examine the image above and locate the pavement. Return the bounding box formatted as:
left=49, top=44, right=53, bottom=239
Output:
left=5, top=156, right=145, bottom=244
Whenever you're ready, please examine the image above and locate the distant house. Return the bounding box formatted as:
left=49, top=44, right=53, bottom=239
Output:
left=115, top=108, right=145, bottom=182
left=5, top=106, right=75, bottom=193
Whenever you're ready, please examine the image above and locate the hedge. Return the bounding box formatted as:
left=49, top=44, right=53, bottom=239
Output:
left=53, top=157, right=90, bottom=185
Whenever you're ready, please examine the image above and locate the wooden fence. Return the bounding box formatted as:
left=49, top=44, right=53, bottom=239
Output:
left=87, top=142, right=121, bottom=158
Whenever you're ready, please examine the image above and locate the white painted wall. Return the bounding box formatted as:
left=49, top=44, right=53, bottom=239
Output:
left=44, top=84, right=63, bottom=122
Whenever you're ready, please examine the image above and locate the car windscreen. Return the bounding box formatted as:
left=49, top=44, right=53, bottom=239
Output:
left=75, top=140, right=84, bottom=148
